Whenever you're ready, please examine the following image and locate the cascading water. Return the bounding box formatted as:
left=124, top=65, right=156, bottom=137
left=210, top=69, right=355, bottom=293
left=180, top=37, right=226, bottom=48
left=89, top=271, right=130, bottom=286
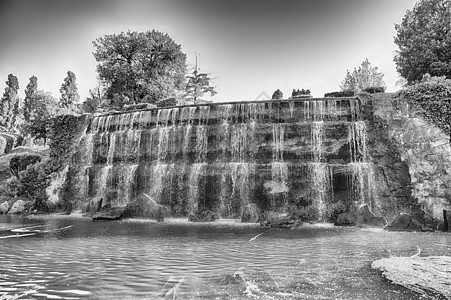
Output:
left=71, top=97, right=376, bottom=221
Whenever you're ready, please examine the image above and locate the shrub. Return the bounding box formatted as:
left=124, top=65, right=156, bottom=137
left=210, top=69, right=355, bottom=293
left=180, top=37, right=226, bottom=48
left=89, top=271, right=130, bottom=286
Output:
left=324, top=90, right=355, bottom=97
left=9, top=154, right=41, bottom=178
left=363, top=86, right=386, bottom=94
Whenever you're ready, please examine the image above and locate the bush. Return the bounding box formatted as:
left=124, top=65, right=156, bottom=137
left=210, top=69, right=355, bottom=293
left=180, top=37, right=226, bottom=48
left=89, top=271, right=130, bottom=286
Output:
left=363, top=86, right=386, bottom=94
left=9, top=154, right=41, bottom=178
left=324, top=90, right=355, bottom=97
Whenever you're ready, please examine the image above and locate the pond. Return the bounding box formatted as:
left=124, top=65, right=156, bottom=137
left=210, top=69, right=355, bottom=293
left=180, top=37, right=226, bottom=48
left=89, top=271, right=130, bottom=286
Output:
left=0, top=214, right=450, bottom=299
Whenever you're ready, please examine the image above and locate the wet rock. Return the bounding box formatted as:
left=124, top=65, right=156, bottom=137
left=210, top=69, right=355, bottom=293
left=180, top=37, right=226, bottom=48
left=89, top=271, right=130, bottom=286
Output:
left=61, top=201, right=72, bottom=215
left=387, top=213, right=433, bottom=232
left=82, top=197, right=103, bottom=217
left=241, top=204, right=260, bottom=223
left=0, top=201, right=9, bottom=213
left=335, top=212, right=356, bottom=226
left=189, top=210, right=220, bottom=222
left=444, top=210, right=451, bottom=232
left=260, top=212, right=303, bottom=229
left=356, top=204, right=387, bottom=227
left=123, top=193, right=167, bottom=221
left=8, top=199, right=32, bottom=214
left=93, top=206, right=126, bottom=221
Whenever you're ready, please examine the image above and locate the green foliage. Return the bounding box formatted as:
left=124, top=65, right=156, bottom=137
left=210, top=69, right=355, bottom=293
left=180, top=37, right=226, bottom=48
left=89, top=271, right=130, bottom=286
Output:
left=48, top=114, right=87, bottom=170
left=82, top=85, right=107, bottom=113
left=24, top=75, right=38, bottom=122
left=16, top=163, right=52, bottom=208
left=271, top=89, right=283, bottom=100
left=394, top=0, right=451, bottom=83
left=290, top=88, right=311, bottom=98
left=60, top=71, right=80, bottom=108
left=324, top=90, right=355, bottom=97
left=401, top=74, right=451, bottom=140
left=363, top=86, right=386, bottom=94
left=340, top=59, right=386, bottom=93
left=9, top=154, right=41, bottom=178
left=0, top=74, right=21, bottom=131
left=93, top=30, right=187, bottom=107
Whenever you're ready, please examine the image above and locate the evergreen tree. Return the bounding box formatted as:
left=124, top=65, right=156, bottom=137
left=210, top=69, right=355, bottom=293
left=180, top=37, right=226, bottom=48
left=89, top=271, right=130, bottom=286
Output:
left=0, top=74, right=21, bottom=131
left=184, top=53, right=216, bottom=103
left=60, top=71, right=80, bottom=108
left=24, top=75, right=38, bottom=122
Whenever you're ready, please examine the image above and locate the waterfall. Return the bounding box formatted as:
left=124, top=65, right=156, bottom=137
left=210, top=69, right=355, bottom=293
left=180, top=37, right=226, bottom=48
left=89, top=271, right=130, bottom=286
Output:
left=70, top=97, right=379, bottom=222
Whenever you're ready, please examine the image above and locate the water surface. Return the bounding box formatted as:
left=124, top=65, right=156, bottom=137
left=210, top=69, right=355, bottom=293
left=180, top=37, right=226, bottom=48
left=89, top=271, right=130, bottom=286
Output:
left=1, top=214, right=450, bottom=299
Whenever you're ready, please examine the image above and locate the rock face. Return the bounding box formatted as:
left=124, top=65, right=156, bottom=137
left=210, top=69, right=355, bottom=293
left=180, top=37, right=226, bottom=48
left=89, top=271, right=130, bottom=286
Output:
left=8, top=199, right=32, bottom=214
left=444, top=210, right=451, bottom=232
left=387, top=213, right=433, bottom=232
left=82, top=197, right=104, bottom=217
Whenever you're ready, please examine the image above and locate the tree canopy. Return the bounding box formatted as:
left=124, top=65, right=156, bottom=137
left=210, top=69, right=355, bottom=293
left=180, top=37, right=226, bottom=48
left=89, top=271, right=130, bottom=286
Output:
left=394, top=0, right=451, bottom=83
left=340, top=59, right=386, bottom=93
left=92, top=30, right=187, bottom=107
left=272, top=89, right=283, bottom=100
left=184, top=53, right=216, bottom=103
left=0, top=74, right=21, bottom=131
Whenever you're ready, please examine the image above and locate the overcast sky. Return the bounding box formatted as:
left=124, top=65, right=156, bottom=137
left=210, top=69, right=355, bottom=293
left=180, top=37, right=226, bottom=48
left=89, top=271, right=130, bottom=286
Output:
left=0, top=0, right=416, bottom=102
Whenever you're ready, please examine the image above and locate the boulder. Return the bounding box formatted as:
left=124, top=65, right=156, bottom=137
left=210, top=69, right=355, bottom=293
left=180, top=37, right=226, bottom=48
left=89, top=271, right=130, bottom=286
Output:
left=8, top=199, right=32, bottom=214
left=241, top=203, right=260, bottom=223
left=123, top=193, right=167, bottom=221
left=0, top=134, right=14, bottom=155
left=388, top=213, right=433, bottom=232
left=356, top=204, right=387, bottom=227
left=260, top=212, right=303, bottom=229
left=335, top=212, right=356, bottom=226
left=0, top=201, right=9, bottom=213
left=189, top=210, right=220, bottom=222
left=93, top=206, right=126, bottom=221
left=82, top=197, right=104, bottom=217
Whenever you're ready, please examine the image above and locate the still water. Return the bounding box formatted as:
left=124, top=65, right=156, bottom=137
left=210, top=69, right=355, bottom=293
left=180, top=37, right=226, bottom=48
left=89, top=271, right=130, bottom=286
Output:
left=0, top=214, right=450, bottom=300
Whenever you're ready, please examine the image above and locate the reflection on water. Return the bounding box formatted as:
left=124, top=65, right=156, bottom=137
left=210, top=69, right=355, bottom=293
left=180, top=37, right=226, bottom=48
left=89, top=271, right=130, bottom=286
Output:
left=0, top=214, right=450, bottom=299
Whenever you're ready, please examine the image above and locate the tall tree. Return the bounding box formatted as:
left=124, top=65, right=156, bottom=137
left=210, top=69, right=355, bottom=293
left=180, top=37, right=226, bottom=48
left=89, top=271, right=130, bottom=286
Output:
left=272, top=89, right=283, bottom=100
left=93, top=30, right=187, bottom=107
left=0, top=74, right=21, bottom=131
left=394, top=0, right=451, bottom=83
left=340, top=59, right=386, bottom=93
left=184, top=53, right=216, bottom=103
left=24, top=75, right=38, bottom=122
left=60, top=71, right=80, bottom=108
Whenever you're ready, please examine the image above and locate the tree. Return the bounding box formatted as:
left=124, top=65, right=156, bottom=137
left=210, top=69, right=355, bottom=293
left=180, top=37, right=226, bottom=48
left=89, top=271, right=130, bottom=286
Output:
left=24, top=75, right=38, bottom=122
left=290, top=88, right=311, bottom=99
left=60, top=71, right=80, bottom=108
left=340, top=59, right=386, bottom=93
left=93, top=30, right=187, bottom=107
left=272, top=89, right=283, bottom=100
left=82, top=85, right=107, bottom=113
left=184, top=53, right=216, bottom=103
left=0, top=74, right=21, bottom=131
left=394, top=0, right=451, bottom=83
left=401, top=74, right=451, bottom=142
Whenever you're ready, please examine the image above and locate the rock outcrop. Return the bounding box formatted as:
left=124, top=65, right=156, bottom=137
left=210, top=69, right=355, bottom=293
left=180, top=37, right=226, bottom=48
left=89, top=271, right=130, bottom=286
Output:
left=0, top=201, right=9, bottom=213
left=335, top=204, right=386, bottom=227
left=387, top=213, right=433, bottom=232
left=8, top=199, right=32, bottom=214
left=123, top=193, right=167, bottom=221
left=82, top=197, right=104, bottom=217
left=241, top=204, right=260, bottom=223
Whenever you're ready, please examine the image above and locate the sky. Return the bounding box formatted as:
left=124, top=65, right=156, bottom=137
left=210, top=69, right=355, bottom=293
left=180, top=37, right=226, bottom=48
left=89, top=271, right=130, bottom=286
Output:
left=0, top=0, right=417, bottom=102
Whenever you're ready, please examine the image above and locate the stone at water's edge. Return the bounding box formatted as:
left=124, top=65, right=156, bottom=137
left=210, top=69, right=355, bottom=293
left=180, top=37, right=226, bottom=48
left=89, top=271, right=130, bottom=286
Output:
left=122, top=193, right=166, bottom=221
left=0, top=201, right=9, bottom=213
left=335, top=204, right=386, bottom=227
left=387, top=213, right=433, bottom=232
left=188, top=210, right=220, bottom=222
left=241, top=203, right=260, bottom=223
left=444, top=210, right=451, bottom=232
left=93, top=206, right=126, bottom=221
left=82, top=197, right=104, bottom=217
left=372, top=256, right=451, bottom=299
left=335, top=212, right=356, bottom=226
left=8, top=199, right=32, bottom=214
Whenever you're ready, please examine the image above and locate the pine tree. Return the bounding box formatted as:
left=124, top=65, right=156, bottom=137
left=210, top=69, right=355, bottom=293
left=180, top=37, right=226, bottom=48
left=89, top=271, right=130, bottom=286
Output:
left=184, top=53, right=217, bottom=103
left=0, top=74, right=21, bottom=131
left=24, top=75, right=38, bottom=122
left=60, top=71, right=80, bottom=108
